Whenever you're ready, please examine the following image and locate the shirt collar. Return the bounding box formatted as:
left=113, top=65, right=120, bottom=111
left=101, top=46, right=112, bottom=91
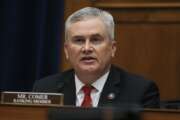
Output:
left=75, top=75, right=85, bottom=95
left=75, top=70, right=110, bottom=94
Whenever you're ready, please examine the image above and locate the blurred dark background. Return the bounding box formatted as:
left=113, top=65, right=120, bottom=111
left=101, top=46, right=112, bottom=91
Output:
left=0, top=0, right=64, bottom=91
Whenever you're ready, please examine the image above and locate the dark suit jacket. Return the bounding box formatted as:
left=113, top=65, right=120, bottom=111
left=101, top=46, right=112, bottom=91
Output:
left=33, top=65, right=160, bottom=108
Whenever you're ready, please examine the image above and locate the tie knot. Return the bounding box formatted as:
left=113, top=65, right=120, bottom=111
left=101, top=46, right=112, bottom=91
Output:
left=82, top=85, right=93, bottom=95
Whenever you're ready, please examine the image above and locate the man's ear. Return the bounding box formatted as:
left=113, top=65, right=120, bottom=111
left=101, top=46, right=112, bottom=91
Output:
left=111, top=40, right=116, bottom=57
left=64, top=43, right=69, bottom=60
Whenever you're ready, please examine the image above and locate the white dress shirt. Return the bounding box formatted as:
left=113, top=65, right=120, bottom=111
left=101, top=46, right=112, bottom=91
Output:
left=75, top=71, right=110, bottom=107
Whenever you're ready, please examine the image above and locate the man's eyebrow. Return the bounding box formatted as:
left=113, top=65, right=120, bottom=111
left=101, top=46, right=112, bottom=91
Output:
left=72, top=35, right=84, bottom=39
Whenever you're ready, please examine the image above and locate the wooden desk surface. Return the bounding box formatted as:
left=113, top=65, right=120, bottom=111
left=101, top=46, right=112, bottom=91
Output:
left=0, top=104, right=180, bottom=120
left=0, top=104, right=49, bottom=120
left=142, top=108, right=180, bottom=120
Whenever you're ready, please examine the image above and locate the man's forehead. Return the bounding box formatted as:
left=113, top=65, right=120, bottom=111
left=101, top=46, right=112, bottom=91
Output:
left=69, top=20, right=105, bottom=32
left=70, top=16, right=102, bottom=24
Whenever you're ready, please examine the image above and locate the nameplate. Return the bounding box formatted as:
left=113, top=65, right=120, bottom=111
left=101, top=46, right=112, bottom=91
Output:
left=0, top=91, right=64, bottom=106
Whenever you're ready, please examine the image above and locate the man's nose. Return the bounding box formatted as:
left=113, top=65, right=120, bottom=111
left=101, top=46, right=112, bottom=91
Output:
left=84, top=40, right=91, bottom=50
left=82, top=40, right=93, bottom=53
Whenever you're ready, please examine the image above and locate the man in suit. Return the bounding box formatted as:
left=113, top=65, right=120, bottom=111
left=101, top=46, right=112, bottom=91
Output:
left=33, top=7, right=160, bottom=108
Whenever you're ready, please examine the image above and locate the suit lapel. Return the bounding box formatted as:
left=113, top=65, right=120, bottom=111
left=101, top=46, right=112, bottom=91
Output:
left=98, top=66, right=122, bottom=106
left=56, top=70, right=76, bottom=106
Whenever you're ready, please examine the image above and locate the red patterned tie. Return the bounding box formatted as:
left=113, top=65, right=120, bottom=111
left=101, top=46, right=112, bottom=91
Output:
left=81, top=85, right=93, bottom=107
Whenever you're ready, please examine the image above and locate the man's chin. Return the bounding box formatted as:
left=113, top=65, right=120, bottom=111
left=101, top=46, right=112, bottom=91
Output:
left=78, top=65, right=99, bottom=73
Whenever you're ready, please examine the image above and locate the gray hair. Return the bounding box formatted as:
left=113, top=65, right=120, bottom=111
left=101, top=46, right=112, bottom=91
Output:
left=65, top=7, right=115, bottom=41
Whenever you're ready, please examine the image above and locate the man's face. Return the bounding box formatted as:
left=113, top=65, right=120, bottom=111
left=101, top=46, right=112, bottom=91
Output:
left=64, top=18, right=116, bottom=76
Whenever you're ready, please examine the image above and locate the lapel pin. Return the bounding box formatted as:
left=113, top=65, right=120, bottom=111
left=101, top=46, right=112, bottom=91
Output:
left=107, top=93, right=115, bottom=100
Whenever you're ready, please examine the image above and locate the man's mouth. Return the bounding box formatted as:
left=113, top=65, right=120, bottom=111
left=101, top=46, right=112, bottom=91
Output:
left=80, top=56, right=96, bottom=63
